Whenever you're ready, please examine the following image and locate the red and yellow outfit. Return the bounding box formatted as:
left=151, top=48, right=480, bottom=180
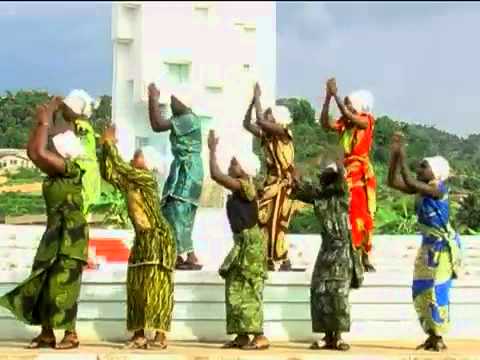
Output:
left=333, top=113, right=376, bottom=254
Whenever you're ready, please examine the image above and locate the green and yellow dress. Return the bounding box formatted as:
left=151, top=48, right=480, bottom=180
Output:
left=219, top=178, right=268, bottom=335
left=0, top=118, right=100, bottom=331
left=100, top=140, right=176, bottom=332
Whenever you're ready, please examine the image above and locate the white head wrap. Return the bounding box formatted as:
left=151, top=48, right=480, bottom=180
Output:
left=424, top=156, right=450, bottom=181
left=139, top=146, right=164, bottom=173
left=234, top=153, right=261, bottom=177
left=325, top=162, right=339, bottom=173
left=270, top=105, right=292, bottom=126
left=52, top=130, right=85, bottom=159
left=63, top=89, right=96, bottom=118
left=348, top=90, right=374, bottom=114
left=172, top=86, right=193, bottom=109
left=217, top=144, right=261, bottom=177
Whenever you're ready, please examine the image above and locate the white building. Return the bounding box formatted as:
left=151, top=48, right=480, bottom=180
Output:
left=0, top=149, right=34, bottom=173
left=111, top=1, right=276, bottom=204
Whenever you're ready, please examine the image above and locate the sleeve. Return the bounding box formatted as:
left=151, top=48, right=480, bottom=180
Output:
left=100, top=141, right=156, bottom=192
left=171, top=113, right=200, bottom=137
left=238, top=178, right=257, bottom=202
left=290, top=179, right=321, bottom=204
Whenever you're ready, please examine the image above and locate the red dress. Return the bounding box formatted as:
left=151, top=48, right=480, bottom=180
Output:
left=333, top=113, right=376, bottom=253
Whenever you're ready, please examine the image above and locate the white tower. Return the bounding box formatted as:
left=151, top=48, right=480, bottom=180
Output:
left=112, top=1, right=276, bottom=205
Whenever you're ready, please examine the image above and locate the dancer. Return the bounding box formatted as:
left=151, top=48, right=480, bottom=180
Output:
left=0, top=91, right=100, bottom=349
left=243, top=83, right=297, bottom=271
left=291, top=159, right=363, bottom=351
left=148, top=83, right=204, bottom=270
left=387, top=133, right=462, bottom=352
left=100, top=125, right=175, bottom=349
left=208, top=130, right=269, bottom=350
left=320, top=78, right=377, bottom=272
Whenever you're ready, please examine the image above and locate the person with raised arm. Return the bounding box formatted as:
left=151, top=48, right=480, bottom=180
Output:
left=99, top=124, right=175, bottom=350
left=387, top=132, right=462, bottom=352
left=243, top=83, right=297, bottom=271
left=208, top=130, right=269, bottom=350
left=320, top=78, right=377, bottom=272
left=0, top=90, right=101, bottom=350
left=147, top=83, right=204, bottom=270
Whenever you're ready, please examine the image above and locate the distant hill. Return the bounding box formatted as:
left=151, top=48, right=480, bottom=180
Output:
left=1, top=90, right=480, bottom=234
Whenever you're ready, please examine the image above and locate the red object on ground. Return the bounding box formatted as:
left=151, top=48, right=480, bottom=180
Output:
left=88, top=238, right=130, bottom=263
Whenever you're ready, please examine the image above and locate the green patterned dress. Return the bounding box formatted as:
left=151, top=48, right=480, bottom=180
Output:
left=292, top=177, right=364, bottom=333
left=100, top=141, right=176, bottom=332
left=219, top=179, right=268, bottom=335
left=0, top=118, right=100, bottom=331
left=162, top=113, right=204, bottom=255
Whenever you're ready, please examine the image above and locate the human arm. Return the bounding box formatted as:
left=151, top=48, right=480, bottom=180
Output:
left=208, top=130, right=242, bottom=192
left=99, top=125, right=156, bottom=192
left=27, top=97, right=66, bottom=177
left=243, top=96, right=263, bottom=138
left=148, top=83, right=172, bottom=132
left=397, top=146, right=443, bottom=198
left=253, top=83, right=290, bottom=138
left=328, top=78, right=369, bottom=129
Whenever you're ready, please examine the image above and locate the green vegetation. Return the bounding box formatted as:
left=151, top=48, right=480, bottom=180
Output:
left=2, top=90, right=480, bottom=234
left=4, top=168, right=43, bottom=185
left=0, top=192, right=45, bottom=217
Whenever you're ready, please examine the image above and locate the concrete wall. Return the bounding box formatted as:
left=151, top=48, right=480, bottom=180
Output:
left=0, top=224, right=479, bottom=341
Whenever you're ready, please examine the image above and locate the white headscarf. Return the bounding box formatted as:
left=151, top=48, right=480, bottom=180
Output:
left=139, top=146, right=164, bottom=173
left=325, top=162, right=339, bottom=173
left=63, top=89, right=96, bottom=118
left=270, top=105, right=292, bottom=126
left=424, top=156, right=450, bottom=181
left=52, top=130, right=85, bottom=159
left=235, top=153, right=261, bottom=177
left=217, top=144, right=260, bottom=177
left=348, top=90, right=374, bottom=114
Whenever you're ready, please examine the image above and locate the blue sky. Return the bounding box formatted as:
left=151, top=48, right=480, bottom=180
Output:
left=1, top=2, right=480, bottom=136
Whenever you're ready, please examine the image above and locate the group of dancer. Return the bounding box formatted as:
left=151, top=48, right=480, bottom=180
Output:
left=0, top=77, right=462, bottom=352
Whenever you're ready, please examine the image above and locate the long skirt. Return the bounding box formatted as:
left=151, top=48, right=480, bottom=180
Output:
left=258, top=179, right=296, bottom=262
left=162, top=197, right=197, bottom=255
left=127, top=264, right=173, bottom=332
left=0, top=255, right=83, bottom=331
left=220, top=227, right=267, bottom=335
left=311, top=280, right=351, bottom=333
left=412, top=236, right=455, bottom=336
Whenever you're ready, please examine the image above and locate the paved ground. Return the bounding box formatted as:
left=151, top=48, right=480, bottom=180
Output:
left=0, top=340, right=479, bottom=359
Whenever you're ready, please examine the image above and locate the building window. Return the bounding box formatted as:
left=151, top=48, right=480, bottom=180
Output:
left=166, top=63, right=190, bottom=85
left=135, top=137, right=149, bottom=149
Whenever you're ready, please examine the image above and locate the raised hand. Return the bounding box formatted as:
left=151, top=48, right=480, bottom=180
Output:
left=390, top=131, right=405, bottom=154
left=327, top=78, right=337, bottom=96
left=148, top=83, right=160, bottom=100
left=254, top=82, right=262, bottom=99
left=208, top=129, right=219, bottom=152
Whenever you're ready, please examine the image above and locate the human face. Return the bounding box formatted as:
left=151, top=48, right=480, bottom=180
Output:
left=416, top=159, right=435, bottom=183
left=228, top=157, right=244, bottom=178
